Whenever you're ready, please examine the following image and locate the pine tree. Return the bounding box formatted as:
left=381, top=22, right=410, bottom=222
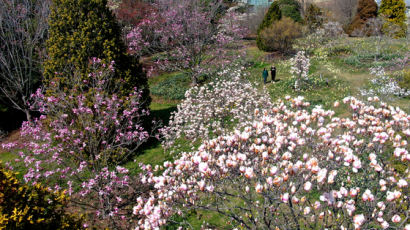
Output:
left=44, top=0, right=150, bottom=108
left=379, top=0, right=407, bottom=38
left=257, top=2, right=282, bottom=50
left=347, top=0, right=378, bottom=36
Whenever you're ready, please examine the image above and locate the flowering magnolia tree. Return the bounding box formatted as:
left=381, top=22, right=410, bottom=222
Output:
left=135, top=94, right=409, bottom=229
left=4, top=59, right=157, bottom=229
left=161, top=65, right=272, bottom=152
left=290, top=51, right=311, bottom=90
left=126, top=0, right=247, bottom=82
left=361, top=66, right=410, bottom=99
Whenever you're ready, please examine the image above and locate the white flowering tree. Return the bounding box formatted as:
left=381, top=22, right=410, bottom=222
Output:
left=161, top=65, right=273, bottom=152
left=290, top=51, right=311, bottom=90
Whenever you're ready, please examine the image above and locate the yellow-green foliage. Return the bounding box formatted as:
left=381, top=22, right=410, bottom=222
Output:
left=379, top=0, right=407, bottom=38
left=259, top=17, right=302, bottom=53
left=44, top=0, right=150, bottom=108
left=398, top=69, right=410, bottom=90
left=0, top=166, right=84, bottom=230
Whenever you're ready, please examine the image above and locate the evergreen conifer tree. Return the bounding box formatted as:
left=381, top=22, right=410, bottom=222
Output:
left=44, top=0, right=150, bottom=108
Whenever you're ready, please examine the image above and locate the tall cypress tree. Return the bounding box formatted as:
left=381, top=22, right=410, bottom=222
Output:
left=347, top=0, right=378, bottom=36
left=44, top=0, right=150, bottom=108
left=379, top=0, right=407, bottom=38
left=257, top=2, right=282, bottom=51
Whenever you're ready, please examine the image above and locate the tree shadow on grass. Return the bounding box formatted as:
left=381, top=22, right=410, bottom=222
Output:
left=151, top=106, right=177, bottom=127
left=134, top=105, right=178, bottom=157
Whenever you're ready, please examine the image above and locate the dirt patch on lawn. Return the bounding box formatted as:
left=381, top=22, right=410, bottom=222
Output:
left=0, top=129, right=25, bottom=154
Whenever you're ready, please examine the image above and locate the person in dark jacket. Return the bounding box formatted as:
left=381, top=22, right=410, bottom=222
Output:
left=262, top=68, right=268, bottom=84
left=270, top=66, right=276, bottom=82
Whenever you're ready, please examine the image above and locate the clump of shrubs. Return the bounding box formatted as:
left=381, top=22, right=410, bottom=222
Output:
left=256, top=0, right=304, bottom=52
left=0, top=165, right=84, bottom=229
left=256, top=2, right=282, bottom=50
left=258, top=17, right=302, bottom=53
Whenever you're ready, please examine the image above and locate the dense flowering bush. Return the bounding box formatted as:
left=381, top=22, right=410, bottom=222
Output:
left=4, top=59, right=157, bottom=229
left=161, top=65, right=272, bottom=151
left=361, top=66, right=410, bottom=98
left=136, top=94, right=409, bottom=229
left=0, top=165, right=84, bottom=229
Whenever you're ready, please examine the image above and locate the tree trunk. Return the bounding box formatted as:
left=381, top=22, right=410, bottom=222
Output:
left=24, top=109, right=31, bottom=123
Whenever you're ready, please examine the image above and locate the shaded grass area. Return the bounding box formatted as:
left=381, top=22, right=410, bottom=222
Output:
left=150, top=73, right=191, bottom=100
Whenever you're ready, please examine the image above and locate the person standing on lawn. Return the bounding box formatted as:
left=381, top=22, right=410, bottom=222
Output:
left=262, top=68, right=268, bottom=84
left=271, top=66, right=276, bottom=82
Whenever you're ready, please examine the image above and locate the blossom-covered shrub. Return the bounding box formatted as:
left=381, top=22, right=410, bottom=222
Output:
left=161, top=65, right=272, bottom=151
left=0, top=165, right=84, bottom=229
left=136, top=96, right=409, bottom=229
left=361, top=66, right=410, bottom=98
left=4, top=60, right=157, bottom=229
